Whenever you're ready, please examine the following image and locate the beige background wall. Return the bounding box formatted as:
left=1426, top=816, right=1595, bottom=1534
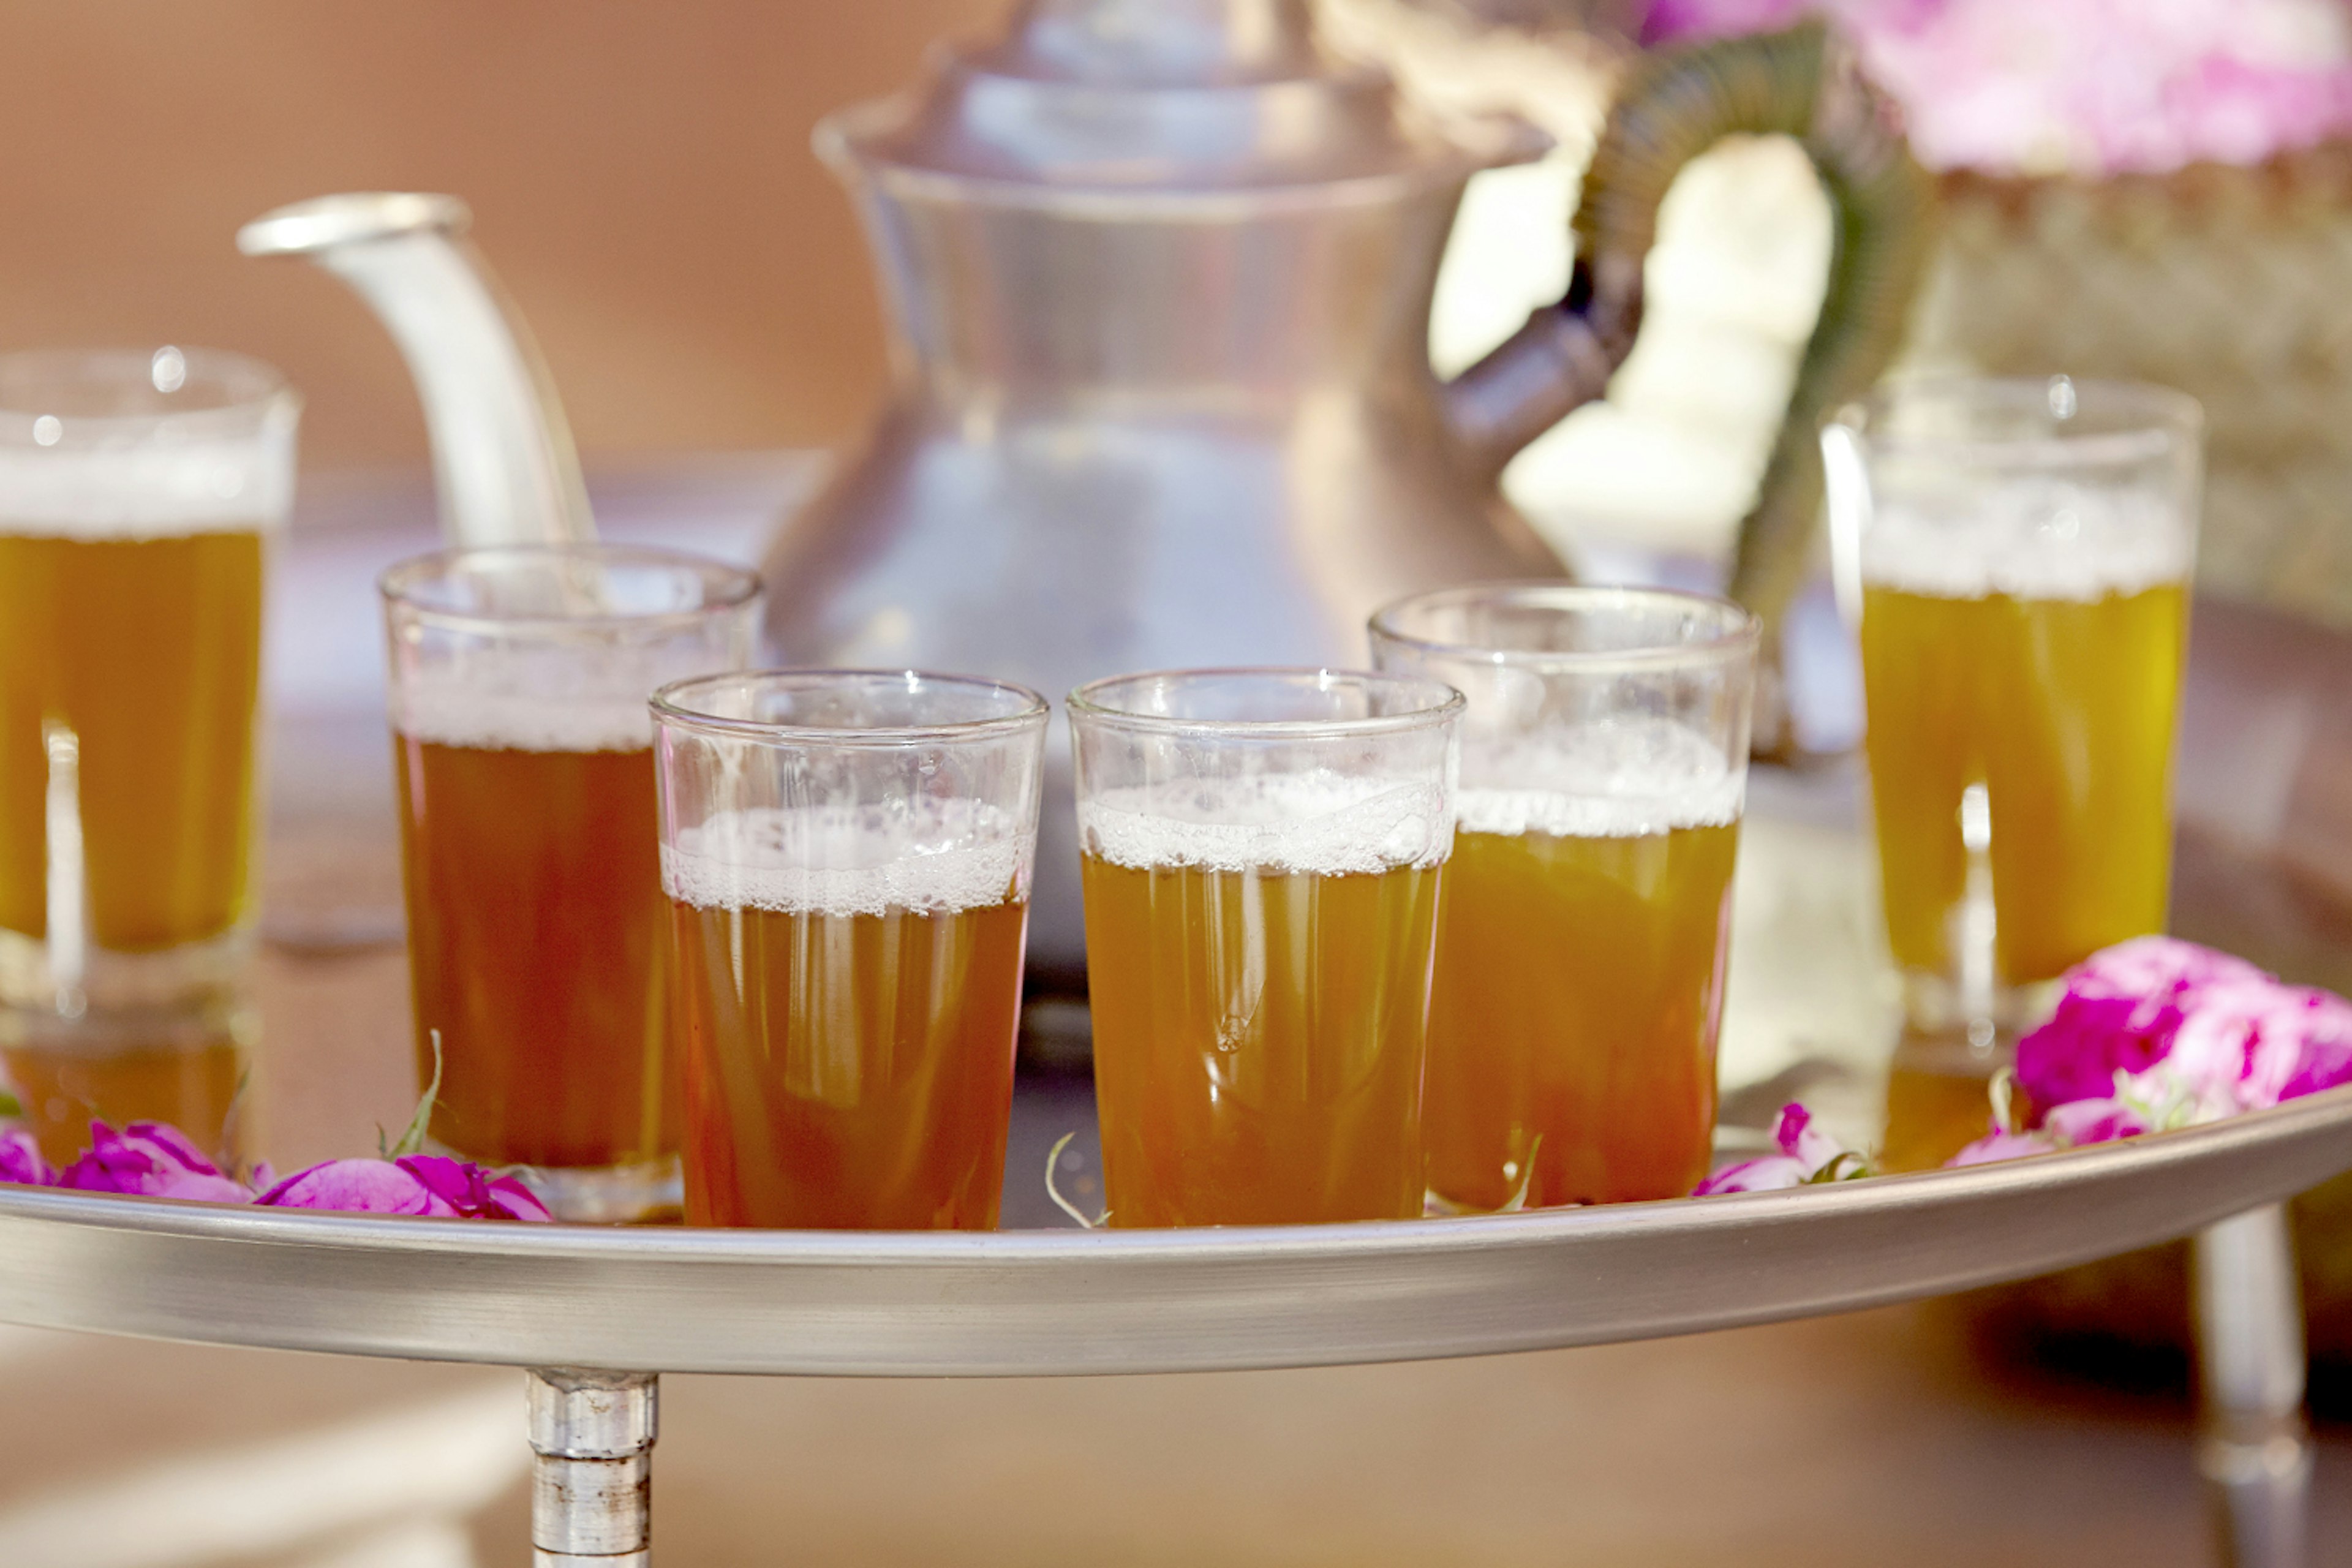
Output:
left=0, top=2, right=1007, bottom=469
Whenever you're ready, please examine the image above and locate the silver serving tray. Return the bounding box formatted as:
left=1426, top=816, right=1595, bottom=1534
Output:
left=1, top=1087, right=2346, bottom=1378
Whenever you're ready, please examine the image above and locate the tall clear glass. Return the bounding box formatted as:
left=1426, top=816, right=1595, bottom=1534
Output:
left=651, top=670, right=1047, bottom=1230
left=1823, top=377, right=2201, bottom=1153
left=381, top=545, right=761, bottom=1220
left=0, top=348, right=298, bottom=1168
left=1069, top=669, right=1462, bottom=1227
left=1370, top=586, right=1757, bottom=1209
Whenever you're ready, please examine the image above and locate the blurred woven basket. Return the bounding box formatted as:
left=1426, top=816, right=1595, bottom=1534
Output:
left=1909, top=143, right=2352, bottom=627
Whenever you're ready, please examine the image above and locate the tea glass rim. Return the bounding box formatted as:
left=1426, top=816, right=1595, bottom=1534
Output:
left=0, top=347, right=298, bottom=445
left=380, top=543, right=764, bottom=636
left=1368, top=582, right=1760, bottom=675
left=1830, top=374, right=2203, bottom=469
left=1066, top=666, right=1464, bottom=740
left=651, top=667, right=1050, bottom=750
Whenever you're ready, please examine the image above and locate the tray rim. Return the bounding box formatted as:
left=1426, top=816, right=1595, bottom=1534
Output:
left=0, top=1085, right=2345, bottom=1376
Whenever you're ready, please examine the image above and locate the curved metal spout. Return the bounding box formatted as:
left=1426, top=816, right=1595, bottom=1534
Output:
left=238, top=192, right=595, bottom=548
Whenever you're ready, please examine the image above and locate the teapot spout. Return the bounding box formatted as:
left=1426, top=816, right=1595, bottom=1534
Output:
left=1441, top=260, right=1638, bottom=483
left=238, top=193, right=595, bottom=548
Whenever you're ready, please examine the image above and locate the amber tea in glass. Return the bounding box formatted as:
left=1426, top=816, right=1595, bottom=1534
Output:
left=0, top=349, right=296, bottom=1164
left=654, top=670, right=1047, bottom=1230
left=1371, top=586, right=1757, bottom=1210
left=1825, top=377, right=2200, bottom=1042
left=1070, top=669, right=1461, bottom=1227
left=382, top=545, right=760, bottom=1219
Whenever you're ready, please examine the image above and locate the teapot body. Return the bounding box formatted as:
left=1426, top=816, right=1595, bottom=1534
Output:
left=764, top=174, right=1562, bottom=974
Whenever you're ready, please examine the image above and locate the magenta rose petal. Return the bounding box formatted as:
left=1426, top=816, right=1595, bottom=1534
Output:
left=1772, top=1102, right=1847, bottom=1169
left=394, top=1155, right=486, bottom=1212
left=2281, top=989, right=2352, bottom=1101
left=1693, top=1155, right=1808, bottom=1196
left=257, top=1159, right=456, bottom=1216
left=253, top=1154, right=554, bottom=1221
left=58, top=1121, right=251, bottom=1204
left=1948, top=1129, right=2061, bottom=1167
left=481, top=1170, right=554, bottom=1223
left=2039, top=1097, right=2151, bottom=1147
left=0, top=1127, right=55, bottom=1187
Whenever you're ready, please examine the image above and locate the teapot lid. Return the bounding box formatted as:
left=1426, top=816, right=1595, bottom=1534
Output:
left=823, top=0, right=1544, bottom=199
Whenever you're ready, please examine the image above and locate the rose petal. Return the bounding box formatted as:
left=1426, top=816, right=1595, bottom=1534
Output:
left=480, top=1170, right=554, bottom=1223
left=1693, top=1155, right=1808, bottom=1195
left=2017, top=991, right=2183, bottom=1110
left=254, top=1155, right=554, bottom=1221
left=118, top=1120, right=227, bottom=1177
left=1948, top=1128, right=2062, bottom=1167
left=395, top=1155, right=487, bottom=1212
left=2041, top=1096, right=2150, bottom=1146
left=256, top=1159, right=456, bottom=1216
left=58, top=1121, right=249, bottom=1203
left=2281, top=988, right=2352, bottom=1101
left=0, top=1126, right=55, bottom=1187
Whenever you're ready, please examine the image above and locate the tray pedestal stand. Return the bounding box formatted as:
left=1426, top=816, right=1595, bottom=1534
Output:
left=529, top=1369, right=657, bottom=1567
left=2198, top=1205, right=2312, bottom=1568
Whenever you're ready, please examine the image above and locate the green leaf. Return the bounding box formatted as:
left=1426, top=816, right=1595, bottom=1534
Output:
left=1806, top=1150, right=1877, bottom=1184
left=0, top=1088, right=19, bottom=1120
left=387, top=1030, right=445, bottom=1159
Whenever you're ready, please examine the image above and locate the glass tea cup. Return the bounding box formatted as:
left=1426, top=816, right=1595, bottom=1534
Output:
left=653, top=669, right=1048, bottom=1230
left=1371, top=584, right=1757, bottom=1209
left=1069, top=668, right=1461, bottom=1227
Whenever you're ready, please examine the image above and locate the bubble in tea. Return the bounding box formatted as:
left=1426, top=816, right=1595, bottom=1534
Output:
left=665, top=799, right=1031, bottom=1229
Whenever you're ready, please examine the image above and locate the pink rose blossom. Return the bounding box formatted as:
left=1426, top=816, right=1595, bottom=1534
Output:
left=1640, top=0, right=2352, bottom=175
left=56, top=1122, right=250, bottom=1205
left=1694, top=1102, right=1872, bottom=1194
left=1948, top=938, right=2352, bottom=1170
left=255, top=1155, right=551, bottom=1221
left=2017, top=935, right=2265, bottom=1109
left=0, top=1127, right=55, bottom=1187
left=2136, top=978, right=2352, bottom=1118
left=0, top=1108, right=551, bottom=1221
left=1692, top=1154, right=1810, bottom=1194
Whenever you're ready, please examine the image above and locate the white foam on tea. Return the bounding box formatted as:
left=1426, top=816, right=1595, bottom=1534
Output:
left=1080, top=771, right=1452, bottom=875
left=664, top=801, right=1030, bottom=916
left=391, top=647, right=706, bottom=753
left=1457, top=718, right=1743, bottom=839
left=1862, top=481, right=2191, bottom=601
left=0, top=434, right=295, bottom=539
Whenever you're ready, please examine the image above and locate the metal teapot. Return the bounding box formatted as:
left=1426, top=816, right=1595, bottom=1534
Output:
left=766, top=0, right=1928, bottom=975
left=241, top=3, right=1929, bottom=980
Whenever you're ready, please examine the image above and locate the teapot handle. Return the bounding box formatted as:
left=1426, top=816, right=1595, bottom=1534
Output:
left=1445, top=21, right=1934, bottom=631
